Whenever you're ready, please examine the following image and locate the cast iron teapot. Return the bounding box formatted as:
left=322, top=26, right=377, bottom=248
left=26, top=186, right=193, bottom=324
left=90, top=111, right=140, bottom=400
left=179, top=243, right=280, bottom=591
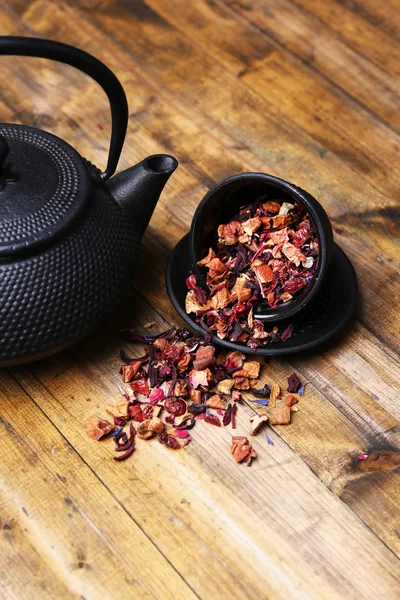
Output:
left=0, top=37, right=178, bottom=366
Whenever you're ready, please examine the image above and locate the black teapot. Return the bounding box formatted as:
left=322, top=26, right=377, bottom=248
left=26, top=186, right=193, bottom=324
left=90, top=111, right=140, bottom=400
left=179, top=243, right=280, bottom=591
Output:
left=0, top=37, right=178, bottom=365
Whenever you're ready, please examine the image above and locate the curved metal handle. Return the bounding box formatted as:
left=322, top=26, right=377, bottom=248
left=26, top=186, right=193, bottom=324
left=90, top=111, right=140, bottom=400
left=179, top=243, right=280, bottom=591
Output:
left=0, top=36, right=128, bottom=180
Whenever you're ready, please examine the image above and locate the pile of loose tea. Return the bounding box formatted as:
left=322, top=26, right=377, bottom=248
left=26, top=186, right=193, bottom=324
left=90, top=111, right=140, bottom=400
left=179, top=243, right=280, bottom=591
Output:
left=86, top=326, right=305, bottom=466
left=185, top=198, right=319, bottom=348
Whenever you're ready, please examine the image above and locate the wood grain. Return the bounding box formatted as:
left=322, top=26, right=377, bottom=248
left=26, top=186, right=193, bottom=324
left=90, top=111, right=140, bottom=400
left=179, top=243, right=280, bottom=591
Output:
left=0, top=0, right=399, bottom=598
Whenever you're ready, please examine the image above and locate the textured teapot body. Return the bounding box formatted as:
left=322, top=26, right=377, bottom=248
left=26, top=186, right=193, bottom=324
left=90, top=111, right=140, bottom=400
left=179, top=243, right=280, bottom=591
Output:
left=0, top=179, right=139, bottom=364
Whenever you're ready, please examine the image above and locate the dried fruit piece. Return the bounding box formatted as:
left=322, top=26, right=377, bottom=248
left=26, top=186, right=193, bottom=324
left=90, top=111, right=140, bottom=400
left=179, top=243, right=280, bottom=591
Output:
left=206, top=395, right=225, bottom=410
left=86, top=416, right=114, bottom=440
left=142, top=404, right=162, bottom=419
left=217, top=379, right=235, bottom=395
left=173, top=380, right=188, bottom=397
left=233, top=376, right=250, bottom=390
left=269, top=404, right=291, bottom=425
left=129, top=404, right=144, bottom=422
left=231, top=436, right=257, bottom=465
left=189, top=389, right=202, bottom=403
left=121, top=360, right=144, bottom=382
left=106, top=400, right=129, bottom=419
left=188, top=403, right=206, bottom=416
left=286, top=395, right=298, bottom=407
left=250, top=384, right=271, bottom=398
left=164, top=399, right=187, bottom=416
left=137, top=417, right=165, bottom=440
left=249, top=414, right=268, bottom=435
left=242, top=360, right=260, bottom=378
left=193, top=345, right=215, bottom=370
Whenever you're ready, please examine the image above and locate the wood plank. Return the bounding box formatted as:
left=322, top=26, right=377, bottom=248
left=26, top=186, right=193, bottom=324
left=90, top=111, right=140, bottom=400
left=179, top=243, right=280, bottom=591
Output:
left=290, top=0, right=400, bottom=77
left=0, top=374, right=199, bottom=600
left=222, top=0, right=400, bottom=130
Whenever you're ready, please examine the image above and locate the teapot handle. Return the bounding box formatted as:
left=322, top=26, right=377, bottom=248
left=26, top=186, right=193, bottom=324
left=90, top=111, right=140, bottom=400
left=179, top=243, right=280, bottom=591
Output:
left=0, top=36, right=128, bottom=180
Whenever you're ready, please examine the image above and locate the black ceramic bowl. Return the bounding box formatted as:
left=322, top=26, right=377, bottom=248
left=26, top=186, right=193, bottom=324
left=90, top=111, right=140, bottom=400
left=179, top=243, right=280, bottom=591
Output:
left=190, top=173, right=333, bottom=322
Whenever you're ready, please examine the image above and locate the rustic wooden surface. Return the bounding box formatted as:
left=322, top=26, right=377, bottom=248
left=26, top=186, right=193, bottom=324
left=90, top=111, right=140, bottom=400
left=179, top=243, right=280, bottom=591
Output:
left=0, top=1, right=399, bottom=598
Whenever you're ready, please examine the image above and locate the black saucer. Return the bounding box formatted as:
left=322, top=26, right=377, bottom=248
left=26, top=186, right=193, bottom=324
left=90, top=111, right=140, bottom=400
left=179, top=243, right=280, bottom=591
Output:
left=166, top=234, right=357, bottom=355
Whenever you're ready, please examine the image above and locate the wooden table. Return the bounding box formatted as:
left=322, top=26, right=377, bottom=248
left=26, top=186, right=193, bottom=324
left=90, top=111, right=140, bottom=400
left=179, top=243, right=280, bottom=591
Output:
left=0, top=1, right=399, bottom=598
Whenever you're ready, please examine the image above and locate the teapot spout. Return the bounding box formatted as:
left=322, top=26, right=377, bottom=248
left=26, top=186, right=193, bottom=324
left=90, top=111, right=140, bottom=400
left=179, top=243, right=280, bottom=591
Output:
left=107, top=154, right=178, bottom=238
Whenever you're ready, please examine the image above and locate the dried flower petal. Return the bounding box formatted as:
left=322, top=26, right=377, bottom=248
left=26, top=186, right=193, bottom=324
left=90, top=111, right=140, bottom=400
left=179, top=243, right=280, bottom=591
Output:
left=189, top=369, right=212, bottom=389
left=158, top=433, right=181, bottom=449
left=204, top=413, right=221, bottom=427
left=287, top=372, right=301, bottom=393
left=250, top=384, right=271, bottom=398
left=231, top=390, right=242, bottom=403
left=149, top=388, right=165, bottom=404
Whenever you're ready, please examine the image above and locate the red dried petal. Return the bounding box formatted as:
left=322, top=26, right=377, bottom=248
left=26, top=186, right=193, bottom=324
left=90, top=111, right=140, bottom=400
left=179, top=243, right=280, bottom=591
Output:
left=158, top=433, right=181, bottom=449
left=130, top=378, right=150, bottom=396
left=204, top=413, right=221, bottom=427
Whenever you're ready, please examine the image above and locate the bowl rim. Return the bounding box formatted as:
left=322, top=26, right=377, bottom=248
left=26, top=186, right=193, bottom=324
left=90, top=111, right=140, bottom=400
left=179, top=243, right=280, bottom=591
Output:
left=189, top=171, right=331, bottom=322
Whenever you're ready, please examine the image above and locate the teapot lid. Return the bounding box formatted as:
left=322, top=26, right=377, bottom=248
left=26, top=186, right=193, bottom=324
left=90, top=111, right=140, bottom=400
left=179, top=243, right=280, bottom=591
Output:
left=0, top=123, right=91, bottom=257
